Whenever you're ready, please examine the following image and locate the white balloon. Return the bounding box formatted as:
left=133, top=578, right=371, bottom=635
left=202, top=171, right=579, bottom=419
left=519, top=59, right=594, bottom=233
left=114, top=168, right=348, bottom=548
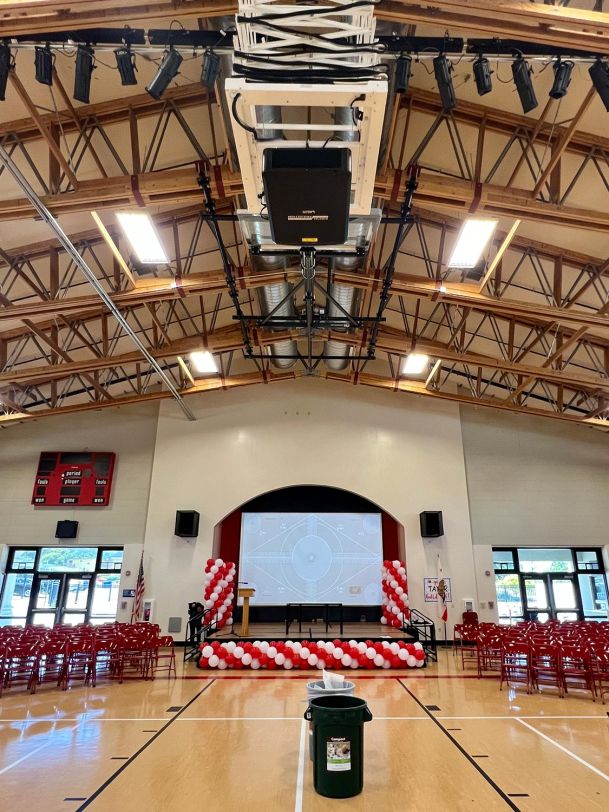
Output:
left=226, top=641, right=236, bottom=653
left=365, top=648, right=376, bottom=660
left=416, top=658, right=424, bottom=668
left=223, top=598, right=231, bottom=607
left=348, top=640, right=358, bottom=647
left=284, top=659, right=293, bottom=670
left=357, top=642, right=367, bottom=654
left=242, top=653, right=252, bottom=666
left=208, top=654, right=219, bottom=667
left=251, top=659, right=260, bottom=670
left=380, top=616, right=388, bottom=625
left=373, top=654, right=385, bottom=667
left=392, top=606, right=399, bottom=615
left=204, top=599, right=213, bottom=609
left=382, top=641, right=390, bottom=649
left=350, top=659, right=359, bottom=669
left=395, top=586, right=404, bottom=596
left=292, top=642, right=302, bottom=653
left=326, top=642, right=335, bottom=652
left=382, top=660, right=392, bottom=669
left=201, top=645, right=213, bottom=658
left=393, top=560, right=401, bottom=568
left=398, top=566, right=406, bottom=576
left=301, top=647, right=310, bottom=659
left=398, top=649, right=408, bottom=661
left=234, top=646, right=244, bottom=659
left=407, top=655, right=417, bottom=667
left=390, top=579, right=398, bottom=590
left=267, top=646, right=277, bottom=658
left=218, top=659, right=227, bottom=670
left=341, top=654, right=352, bottom=667
left=210, top=565, right=219, bottom=574
left=210, top=592, right=219, bottom=602
left=275, top=653, right=285, bottom=666
left=218, top=579, right=227, bottom=589
left=332, top=649, right=342, bottom=660
left=307, top=654, right=318, bottom=666
left=414, top=642, right=423, bottom=650
left=317, top=659, right=326, bottom=669
left=215, top=558, right=223, bottom=566
left=259, top=641, right=269, bottom=653
left=390, top=642, right=400, bottom=655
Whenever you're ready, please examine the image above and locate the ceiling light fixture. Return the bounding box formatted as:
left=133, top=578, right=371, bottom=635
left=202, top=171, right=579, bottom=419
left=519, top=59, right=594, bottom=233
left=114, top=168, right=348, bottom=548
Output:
left=402, top=353, right=430, bottom=376
left=473, top=55, right=492, bottom=96
left=550, top=58, right=573, bottom=100
left=448, top=219, right=498, bottom=269
left=115, top=212, right=168, bottom=265
left=589, top=58, right=609, bottom=111
left=189, top=350, right=219, bottom=375
left=146, top=47, right=182, bottom=100
left=115, top=46, right=138, bottom=86
left=73, top=45, right=95, bottom=104
left=34, top=44, right=53, bottom=86
left=433, top=54, right=456, bottom=111
left=511, top=54, right=538, bottom=114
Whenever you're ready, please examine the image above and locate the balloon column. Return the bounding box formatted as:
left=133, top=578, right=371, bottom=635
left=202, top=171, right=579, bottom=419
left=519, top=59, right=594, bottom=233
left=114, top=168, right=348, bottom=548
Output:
left=199, top=639, right=425, bottom=669
left=381, top=559, right=409, bottom=628
left=203, top=558, right=236, bottom=630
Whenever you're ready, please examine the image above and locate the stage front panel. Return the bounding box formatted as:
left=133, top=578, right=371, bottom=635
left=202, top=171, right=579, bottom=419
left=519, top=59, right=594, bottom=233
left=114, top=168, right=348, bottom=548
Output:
left=240, top=512, right=382, bottom=605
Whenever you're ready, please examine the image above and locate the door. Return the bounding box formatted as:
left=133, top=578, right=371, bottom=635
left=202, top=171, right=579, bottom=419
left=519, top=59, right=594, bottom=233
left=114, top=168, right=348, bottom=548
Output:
left=550, top=574, right=581, bottom=621
left=30, top=575, right=62, bottom=627
left=61, top=576, right=92, bottom=625
left=523, top=576, right=550, bottom=622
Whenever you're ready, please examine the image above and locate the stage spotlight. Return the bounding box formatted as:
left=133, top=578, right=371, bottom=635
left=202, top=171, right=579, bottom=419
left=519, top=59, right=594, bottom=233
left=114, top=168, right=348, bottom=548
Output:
left=201, top=49, right=220, bottom=90
left=589, top=58, right=609, bottom=111
left=115, top=46, right=138, bottom=86
left=550, top=58, right=573, bottom=100
left=35, top=44, right=53, bottom=86
left=394, top=54, right=412, bottom=94
left=511, top=54, right=538, bottom=114
left=473, top=55, right=492, bottom=96
left=433, top=54, right=456, bottom=112
left=73, top=45, right=95, bottom=104
left=0, top=43, right=12, bottom=102
left=146, top=47, right=183, bottom=101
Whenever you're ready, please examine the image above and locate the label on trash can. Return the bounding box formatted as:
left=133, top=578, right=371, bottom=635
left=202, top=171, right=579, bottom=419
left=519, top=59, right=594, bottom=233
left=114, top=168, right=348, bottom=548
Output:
left=326, top=737, right=351, bottom=771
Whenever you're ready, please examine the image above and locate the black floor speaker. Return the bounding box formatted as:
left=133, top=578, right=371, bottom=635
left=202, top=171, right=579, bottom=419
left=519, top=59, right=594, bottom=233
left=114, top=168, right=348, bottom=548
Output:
left=175, top=510, right=200, bottom=538
left=419, top=511, right=443, bottom=538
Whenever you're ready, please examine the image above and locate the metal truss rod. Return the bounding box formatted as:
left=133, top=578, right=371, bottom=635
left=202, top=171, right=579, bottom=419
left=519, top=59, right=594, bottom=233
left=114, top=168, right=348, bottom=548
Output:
left=0, top=143, right=197, bottom=421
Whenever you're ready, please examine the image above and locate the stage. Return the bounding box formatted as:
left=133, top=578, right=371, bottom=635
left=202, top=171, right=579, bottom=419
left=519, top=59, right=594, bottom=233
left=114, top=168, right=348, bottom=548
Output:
left=207, top=621, right=415, bottom=644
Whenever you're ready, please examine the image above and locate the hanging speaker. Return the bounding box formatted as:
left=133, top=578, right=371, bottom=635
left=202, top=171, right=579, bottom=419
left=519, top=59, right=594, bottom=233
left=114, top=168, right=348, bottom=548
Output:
left=55, top=520, right=78, bottom=539
left=175, top=510, right=200, bottom=538
left=419, top=511, right=443, bottom=538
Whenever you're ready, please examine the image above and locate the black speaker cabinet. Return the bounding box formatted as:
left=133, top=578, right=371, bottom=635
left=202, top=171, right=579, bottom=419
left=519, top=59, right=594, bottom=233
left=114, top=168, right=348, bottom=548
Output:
left=175, top=510, right=200, bottom=538
left=55, top=520, right=78, bottom=539
left=419, top=511, right=443, bottom=538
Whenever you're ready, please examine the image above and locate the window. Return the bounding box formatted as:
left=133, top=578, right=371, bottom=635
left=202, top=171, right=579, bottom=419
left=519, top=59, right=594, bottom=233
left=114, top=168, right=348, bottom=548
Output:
left=38, top=547, right=98, bottom=573
left=517, top=548, right=574, bottom=574
left=493, top=550, right=515, bottom=571
left=495, top=572, right=522, bottom=622
left=575, top=550, right=603, bottom=571
left=0, top=546, right=123, bottom=627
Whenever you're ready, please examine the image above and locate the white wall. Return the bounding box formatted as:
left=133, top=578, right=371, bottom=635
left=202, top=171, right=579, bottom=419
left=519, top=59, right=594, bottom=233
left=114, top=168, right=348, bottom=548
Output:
left=0, top=402, right=159, bottom=621
left=143, top=379, right=476, bottom=637
left=460, top=405, right=609, bottom=549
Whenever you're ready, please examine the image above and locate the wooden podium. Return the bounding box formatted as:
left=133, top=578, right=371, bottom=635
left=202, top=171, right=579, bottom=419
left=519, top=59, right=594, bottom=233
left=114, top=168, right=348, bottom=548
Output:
left=238, top=587, right=255, bottom=636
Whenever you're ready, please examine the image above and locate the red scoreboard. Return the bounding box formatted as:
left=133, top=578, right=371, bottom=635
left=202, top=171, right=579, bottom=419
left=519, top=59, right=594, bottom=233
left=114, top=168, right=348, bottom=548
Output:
left=32, top=452, right=116, bottom=507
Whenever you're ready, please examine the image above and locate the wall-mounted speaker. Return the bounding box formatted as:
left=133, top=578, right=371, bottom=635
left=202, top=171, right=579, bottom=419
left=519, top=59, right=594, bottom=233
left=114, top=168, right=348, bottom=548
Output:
left=419, top=511, right=443, bottom=538
left=175, top=510, right=200, bottom=538
left=55, top=520, right=78, bottom=539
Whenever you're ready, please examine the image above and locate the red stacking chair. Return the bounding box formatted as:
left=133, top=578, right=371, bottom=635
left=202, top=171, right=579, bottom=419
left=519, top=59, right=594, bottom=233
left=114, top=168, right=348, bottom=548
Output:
left=560, top=644, right=595, bottom=700
left=150, top=635, right=177, bottom=679
left=62, top=635, right=96, bottom=690
left=2, top=640, right=40, bottom=694
left=116, top=629, right=151, bottom=682
left=589, top=643, right=609, bottom=704
left=477, top=631, right=503, bottom=677
left=530, top=642, right=563, bottom=697
left=500, top=642, right=532, bottom=693
left=35, top=638, right=67, bottom=691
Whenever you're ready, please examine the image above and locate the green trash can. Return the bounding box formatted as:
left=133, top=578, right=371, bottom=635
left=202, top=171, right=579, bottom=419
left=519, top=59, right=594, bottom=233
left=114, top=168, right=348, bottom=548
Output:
left=304, top=695, right=373, bottom=799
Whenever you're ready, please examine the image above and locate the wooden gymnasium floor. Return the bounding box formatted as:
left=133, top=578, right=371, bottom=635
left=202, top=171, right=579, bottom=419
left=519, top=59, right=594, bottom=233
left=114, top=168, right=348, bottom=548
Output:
left=1, top=650, right=609, bottom=812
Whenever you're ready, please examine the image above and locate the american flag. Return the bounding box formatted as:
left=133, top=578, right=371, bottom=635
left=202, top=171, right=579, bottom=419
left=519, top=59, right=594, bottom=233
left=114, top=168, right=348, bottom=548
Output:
left=131, top=552, right=145, bottom=623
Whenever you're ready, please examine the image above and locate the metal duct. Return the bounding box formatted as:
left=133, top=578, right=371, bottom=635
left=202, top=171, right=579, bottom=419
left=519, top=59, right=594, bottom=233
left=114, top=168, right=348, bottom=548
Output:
left=323, top=108, right=360, bottom=372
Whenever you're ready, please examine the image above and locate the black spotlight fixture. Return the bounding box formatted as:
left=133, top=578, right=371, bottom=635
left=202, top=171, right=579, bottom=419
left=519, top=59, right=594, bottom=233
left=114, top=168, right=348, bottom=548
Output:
left=589, top=58, right=609, bottom=111
left=201, top=48, right=220, bottom=90
left=73, top=44, right=95, bottom=104
left=433, top=54, right=456, bottom=111
left=146, top=47, right=183, bottom=100
left=473, top=55, right=492, bottom=96
left=394, top=54, right=412, bottom=94
left=35, top=44, right=53, bottom=86
left=511, top=53, right=538, bottom=114
left=0, top=43, right=11, bottom=101
left=115, top=46, right=138, bottom=86
left=550, top=58, right=574, bottom=100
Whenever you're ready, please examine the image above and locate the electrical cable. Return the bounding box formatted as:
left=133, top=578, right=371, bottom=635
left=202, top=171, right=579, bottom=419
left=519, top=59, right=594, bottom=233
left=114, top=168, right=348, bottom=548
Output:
left=231, top=92, right=258, bottom=139
left=238, top=1, right=379, bottom=24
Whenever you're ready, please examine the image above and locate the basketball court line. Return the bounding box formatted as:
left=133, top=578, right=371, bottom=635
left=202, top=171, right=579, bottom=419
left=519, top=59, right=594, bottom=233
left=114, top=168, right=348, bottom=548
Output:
left=0, top=722, right=81, bottom=776
left=0, top=714, right=606, bottom=723
left=73, top=679, right=215, bottom=811
left=294, top=719, right=306, bottom=812
left=516, top=718, right=609, bottom=783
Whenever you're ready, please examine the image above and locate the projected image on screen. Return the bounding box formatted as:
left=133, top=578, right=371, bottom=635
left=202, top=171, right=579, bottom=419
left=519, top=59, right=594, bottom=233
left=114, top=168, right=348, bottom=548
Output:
left=239, top=513, right=383, bottom=605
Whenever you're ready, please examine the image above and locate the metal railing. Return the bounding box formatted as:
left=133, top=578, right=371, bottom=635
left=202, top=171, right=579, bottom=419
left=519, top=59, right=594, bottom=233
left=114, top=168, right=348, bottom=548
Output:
left=183, top=607, right=217, bottom=661
left=405, top=608, right=438, bottom=661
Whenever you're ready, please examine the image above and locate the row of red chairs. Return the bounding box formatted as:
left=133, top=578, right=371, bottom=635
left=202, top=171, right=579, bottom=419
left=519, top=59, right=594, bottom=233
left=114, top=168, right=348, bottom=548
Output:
left=453, top=620, right=609, bottom=701
left=0, top=622, right=176, bottom=696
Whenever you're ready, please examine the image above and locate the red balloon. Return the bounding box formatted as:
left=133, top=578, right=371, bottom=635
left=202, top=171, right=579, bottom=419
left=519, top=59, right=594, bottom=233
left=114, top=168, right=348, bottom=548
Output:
left=267, top=660, right=276, bottom=670
left=415, top=649, right=425, bottom=661
left=391, top=656, right=400, bottom=668
left=199, top=657, right=209, bottom=668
